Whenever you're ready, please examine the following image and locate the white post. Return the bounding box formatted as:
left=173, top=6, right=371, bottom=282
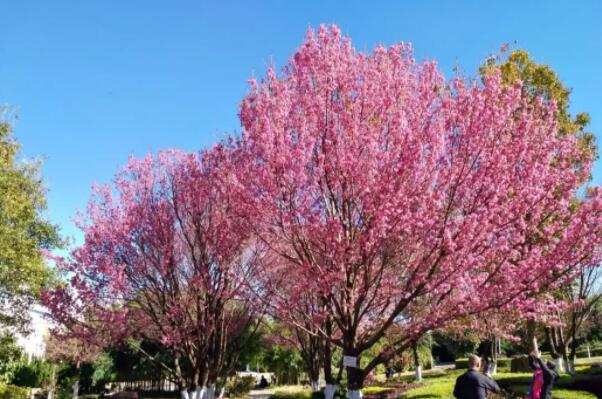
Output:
left=180, top=390, right=190, bottom=399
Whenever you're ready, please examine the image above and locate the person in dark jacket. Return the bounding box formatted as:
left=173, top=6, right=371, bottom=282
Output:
left=453, top=354, right=502, bottom=399
left=531, top=352, right=559, bottom=399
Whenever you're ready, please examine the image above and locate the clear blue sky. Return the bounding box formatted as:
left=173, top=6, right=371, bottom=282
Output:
left=1, top=1, right=601, bottom=243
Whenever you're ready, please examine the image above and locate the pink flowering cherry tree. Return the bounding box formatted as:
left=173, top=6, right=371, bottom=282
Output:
left=235, top=25, right=602, bottom=397
left=44, top=148, right=264, bottom=399
left=258, top=250, right=339, bottom=396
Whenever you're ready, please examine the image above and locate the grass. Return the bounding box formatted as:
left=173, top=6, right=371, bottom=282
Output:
left=399, top=366, right=601, bottom=399
left=270, top=386, right=312, bottom=399
left=270, top=385, right=394, bottom=399
left=270, top=358, right=602, bottom=399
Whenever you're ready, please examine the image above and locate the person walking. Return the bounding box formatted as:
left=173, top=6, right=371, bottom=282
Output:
left=453, top=354, right=502, bottom=399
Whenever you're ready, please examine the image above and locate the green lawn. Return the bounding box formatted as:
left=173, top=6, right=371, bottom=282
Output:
left=269, top=358, right=602, bottom=399
left=399, top=367, right=600, bottom=399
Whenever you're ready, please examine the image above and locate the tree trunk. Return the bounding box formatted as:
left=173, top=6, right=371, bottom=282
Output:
left=324, top=384, right=337, bottom=399
left=554, top=357, right=565, bottom=373
left=207, top=383, right=216, bottom=399
left=72, top=361, right=81, bottom=399
left=175, top=355, right=190, bottom=399
left=545, top=326, right=566, bottom=373
left=345, top=350, right=363, bottom=399
left=527, top=320, right=539, bottom=353
left=587, top=342, right=592, bottom=359
left=490, top=337, right=499, bottom=375
left=48, top=364, right=57, bottom=399
left=412, top=343, right=422, bottom=382
left=480, top=339, right=497, bottom=375
left=323, top=326, right=337, bottom=399
left=557, top=328, right=568, bottom=374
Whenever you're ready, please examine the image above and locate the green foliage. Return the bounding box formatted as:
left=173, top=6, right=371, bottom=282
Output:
left=480, top=49, right=595, bottom=162
left=109, top=341, right=168, bottom=382
left=576, top=343, right=602, bottom=358
left=229, top=324, right=265, bottom=372
left=0, top=334, right=24, bottom=383
left=270, top=386, right=312, bottom=399
left=11, top=358, right=53, bottom=388
left=91, top=353, right=116, bottom=388
left=432, top=332, right=478, bottom=362
left=454, top=358, right=512, bottom=371
left=398, top=368, right=600, bottom=399
left=225, top=376, right=256, bottom=398
left=0, top=116, right=60, bottom=329
left=0, top=383, right=30, bottom=399
left=361, top=386, right=393, bottom=395
left=258, top=344, right=304, bottom=385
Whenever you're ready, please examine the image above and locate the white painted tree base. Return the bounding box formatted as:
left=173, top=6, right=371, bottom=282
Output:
left=554, top=358, right=566, bottom=373
left=191, top=386, right=207, bottom=399
left=310, top=381, right=320, bottom=392
left=181, top=390, right=190, bottom=399
left=415, top=365, right=423, bottom=381
left=207, top=384, right=215, bottom=399
left=348, top=389, right=362, bottom=399
left=569, top=359, right=576, bottom=375
left=324, top=384, right=336, bottom=399
left=587, top=344, right=592, bottom=359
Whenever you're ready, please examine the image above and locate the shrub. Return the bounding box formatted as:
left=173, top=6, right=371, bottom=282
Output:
left=362, top=386, right=395, bottom=399
left=11, top=359, right=53, bottom=388
left=455, top=358, right=511, bottom=370
left=576, top=345, right=602, bottom=358
left=0, top=335, right=24, bottom=384
left=225, top=376, right=256, bottom=398
left=0, top=383, right=31, bottom=399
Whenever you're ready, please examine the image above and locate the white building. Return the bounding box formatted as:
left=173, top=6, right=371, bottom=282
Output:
left=15, top=305, right=50, bottom=361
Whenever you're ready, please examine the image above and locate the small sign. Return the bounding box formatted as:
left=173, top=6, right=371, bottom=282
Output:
left=343, top=355, right=358, bottom=368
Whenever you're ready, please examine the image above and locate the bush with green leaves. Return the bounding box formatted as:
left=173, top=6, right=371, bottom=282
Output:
left=455, top=358, right=512, bottom=370
left=0, top=383, right=30, bottom=399
left=225, top=376, right=256, bottom=398
left=11, top=358, right=54, bottom=388
left=0, top=334, right=23, bottom=384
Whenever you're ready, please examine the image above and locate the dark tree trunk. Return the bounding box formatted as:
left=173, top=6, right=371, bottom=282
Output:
left=527, top=319, right=539, bottom=353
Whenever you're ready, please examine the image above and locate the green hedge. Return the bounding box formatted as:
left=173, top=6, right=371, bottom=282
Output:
left=226, top=376, right=256, bottom=398
left=454, top=358, right=511, bottom=370
left=0, top=384, right=30, bottom=399
left=576, top=345, right=602, bottom=358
